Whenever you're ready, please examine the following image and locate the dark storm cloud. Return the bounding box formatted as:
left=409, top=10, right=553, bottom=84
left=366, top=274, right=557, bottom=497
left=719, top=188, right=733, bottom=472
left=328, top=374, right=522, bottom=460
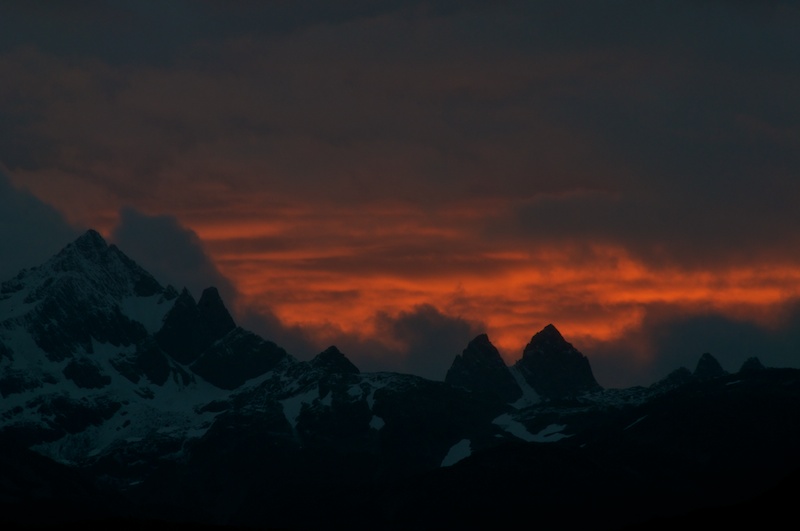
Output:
left=109, top=208, right=325, bottom=359
left=585, top=301, right=800, bottom=388
left=500, top=179, right=800, bottom=268
left=0, top=167, right=79, bottom=280
left=0, top=0, right=490, bottom=66
left=318, top=304, right=483, bottom=380
left=2, top=1, right=800, bottom=384
left=110, top=208, right=237, bottom=302
left=476, top=0, right=800, bottom=268
left=3, top=0, right=796, bottom=259
left=106, top=209, right=484, bottom=372
left=375, top=304, right=482, bottom=380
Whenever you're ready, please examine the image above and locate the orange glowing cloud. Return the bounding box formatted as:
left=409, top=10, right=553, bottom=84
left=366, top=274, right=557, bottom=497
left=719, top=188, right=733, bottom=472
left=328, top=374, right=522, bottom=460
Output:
left=161, top=198, right=800, bottom=368
left=3, top=1, right=800, bottom=388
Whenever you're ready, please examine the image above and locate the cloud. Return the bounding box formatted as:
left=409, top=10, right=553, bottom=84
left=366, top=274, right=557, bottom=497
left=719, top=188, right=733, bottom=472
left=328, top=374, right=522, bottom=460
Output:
left=108, top=207, right=326, bottom=359
left=2, top=1, right=800, bottom=386
left=584, top=301, right=800, bottom=388
left=0, top=166, right=79, bottom=280
left=313, top=304, right=484, bottom=380
left=0, top=1, right=493, bottom=68
left=498, top=184, right=800, bottom=269
left=109, top=208, right=237, bottom=303
left=643, top=304, right=800, bottom=378
left=376, top=304, right=483, bottom=379
left=236, top=306, right=320, bottom=362
left=5, top=3, right=798, bottom=270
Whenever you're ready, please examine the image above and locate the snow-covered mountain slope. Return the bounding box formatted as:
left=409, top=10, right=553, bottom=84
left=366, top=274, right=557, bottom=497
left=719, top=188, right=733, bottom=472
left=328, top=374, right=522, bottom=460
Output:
left=2, top=230, right=798, bottom=530
left=0, top=231, right=515, bottom=487
left=0, top=231, right=236, bottom=473
left=1, top=230, right=173, bottom=332
left=0, top=233, right=306, bottom=474
left=2, top=230, right=775, bottom=500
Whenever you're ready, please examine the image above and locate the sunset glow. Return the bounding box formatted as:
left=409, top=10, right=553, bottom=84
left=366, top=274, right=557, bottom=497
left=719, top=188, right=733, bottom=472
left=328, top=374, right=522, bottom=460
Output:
left=210, top=228, right=800, bottom=359
left=3, top=1, right=799, bottom=386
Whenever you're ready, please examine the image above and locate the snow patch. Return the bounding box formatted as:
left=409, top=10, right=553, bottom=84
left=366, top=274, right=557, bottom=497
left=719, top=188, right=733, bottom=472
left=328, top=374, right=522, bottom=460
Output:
left=348, top=384, right=362, bottom=398
left=493, top=414, right=570, bottom=442
left=369, top=415, right=385, bottom=430
left=441, top=439, right=472, bottom=467
left=508, top=366, right=541, bottom=408
left=533, top=424, right=570, bottom=442
left=493, top=413, right=536, bottom=441
left=625, top=415, right=648, bottom=430
left=280, top=387, right=319, bottom=429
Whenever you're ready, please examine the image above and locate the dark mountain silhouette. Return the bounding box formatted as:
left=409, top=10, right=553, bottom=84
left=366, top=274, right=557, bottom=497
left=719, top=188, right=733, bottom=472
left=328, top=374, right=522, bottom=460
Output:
left=693, top=351, right=726, bottom=381
left=739, top=356, right=765, bottom=373
left=514, top=323, right=602, bottom=399
left=445, top=333, right=522, bottom=403
left=1, top=230, right=798, bottom=530
left=311, top=345, right=360, bottom=374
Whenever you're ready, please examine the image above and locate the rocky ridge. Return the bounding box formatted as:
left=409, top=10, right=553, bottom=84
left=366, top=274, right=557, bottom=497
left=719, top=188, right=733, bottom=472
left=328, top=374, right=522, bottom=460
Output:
left=0, top=230, right=795, bottom=530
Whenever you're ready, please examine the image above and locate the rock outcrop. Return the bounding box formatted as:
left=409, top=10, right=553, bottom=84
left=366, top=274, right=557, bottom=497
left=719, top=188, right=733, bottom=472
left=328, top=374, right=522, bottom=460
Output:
left=514, top=324, right=601, bottom=400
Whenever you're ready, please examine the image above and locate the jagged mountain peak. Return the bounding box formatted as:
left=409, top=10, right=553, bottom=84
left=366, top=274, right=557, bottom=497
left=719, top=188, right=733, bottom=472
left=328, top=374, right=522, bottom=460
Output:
left=521, top=324, right=576, bottom=361
left=0, top=230, right=177, bottom=361
left=170, top=287, right=197, bottom=311
left=197, top=287, right=236, bottom=333
left=73, top=228, right=108, bottom=251
left=311, top=345, right=360, bottom=374
left=527, top=323, right=567, bottom=349
left=53, top=229, right=114, bottom=267
left=457, top=334, right=503, bottom=368
left=32, top=229, right=165, bottom=299
left=694, top=352, right=726, bottom=381
left=198, top=286, right=223, bottom=305
left=514, top=324, right=601, bottom=400
left=156, top=285, right=237, bottom=365
left=740, top=356, right=765, bottom=374
left=320, top=345, right=343, bottom=356
left=470, top=332, right=490, bottom=344
left=445, top=333, right=522, bottom=403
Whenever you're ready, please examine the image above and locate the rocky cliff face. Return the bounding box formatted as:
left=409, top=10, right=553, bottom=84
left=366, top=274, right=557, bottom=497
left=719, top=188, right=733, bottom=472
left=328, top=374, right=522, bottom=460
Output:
left=0, top=231, right=518, bottom=489
left=513, top=324, right=601, bottom=400
left=694, top=352, right=726, bottom=381
left=3, top=230, right=795, bottom=531
left=445, top=333, right=522, bottom=403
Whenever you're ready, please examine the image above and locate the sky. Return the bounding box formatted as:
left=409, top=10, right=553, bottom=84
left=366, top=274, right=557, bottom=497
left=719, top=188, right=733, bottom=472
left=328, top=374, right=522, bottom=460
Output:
left=2, top=0, right=800, bottom=387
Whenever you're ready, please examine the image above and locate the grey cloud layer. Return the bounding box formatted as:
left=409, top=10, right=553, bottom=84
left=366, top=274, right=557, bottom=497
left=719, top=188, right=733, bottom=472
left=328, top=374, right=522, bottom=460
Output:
left=2, top=2, right=797, bottom=267
left=0, top=169, right=80, bottom=280
left=1, top=1, right=799, bottom=385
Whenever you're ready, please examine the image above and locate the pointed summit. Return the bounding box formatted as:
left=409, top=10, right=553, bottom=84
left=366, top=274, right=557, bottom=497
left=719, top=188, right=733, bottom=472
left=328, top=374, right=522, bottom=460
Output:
left=530, top=323, right=566, bottom=348
left=694, top=352, right=726, bottom=381
left=739, top=356, right=765, bottom=374
left=311, top=346, right=360, bottom=374
left=156, top=286, right=238, bottom=365
left=513, top=324, right=601, bottom=400
left=53, top=229, right=111, bottom=268
left=156, top=289, right=202, bottom=364
left=1, top=229, right=173, bottom=360
left=45, top=229, right=164, bottom=297
left=445, top=334, right=522, bottom=403
left=53, top=229, right=110, bottom=266
left=197, top=287, right=236, bottom=339
left=74, top=229, right=108, bottom=251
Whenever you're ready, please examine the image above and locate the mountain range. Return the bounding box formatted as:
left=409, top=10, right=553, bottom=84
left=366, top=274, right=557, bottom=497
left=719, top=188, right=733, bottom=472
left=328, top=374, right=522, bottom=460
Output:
left=1, top=230, right=798, bottom=529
